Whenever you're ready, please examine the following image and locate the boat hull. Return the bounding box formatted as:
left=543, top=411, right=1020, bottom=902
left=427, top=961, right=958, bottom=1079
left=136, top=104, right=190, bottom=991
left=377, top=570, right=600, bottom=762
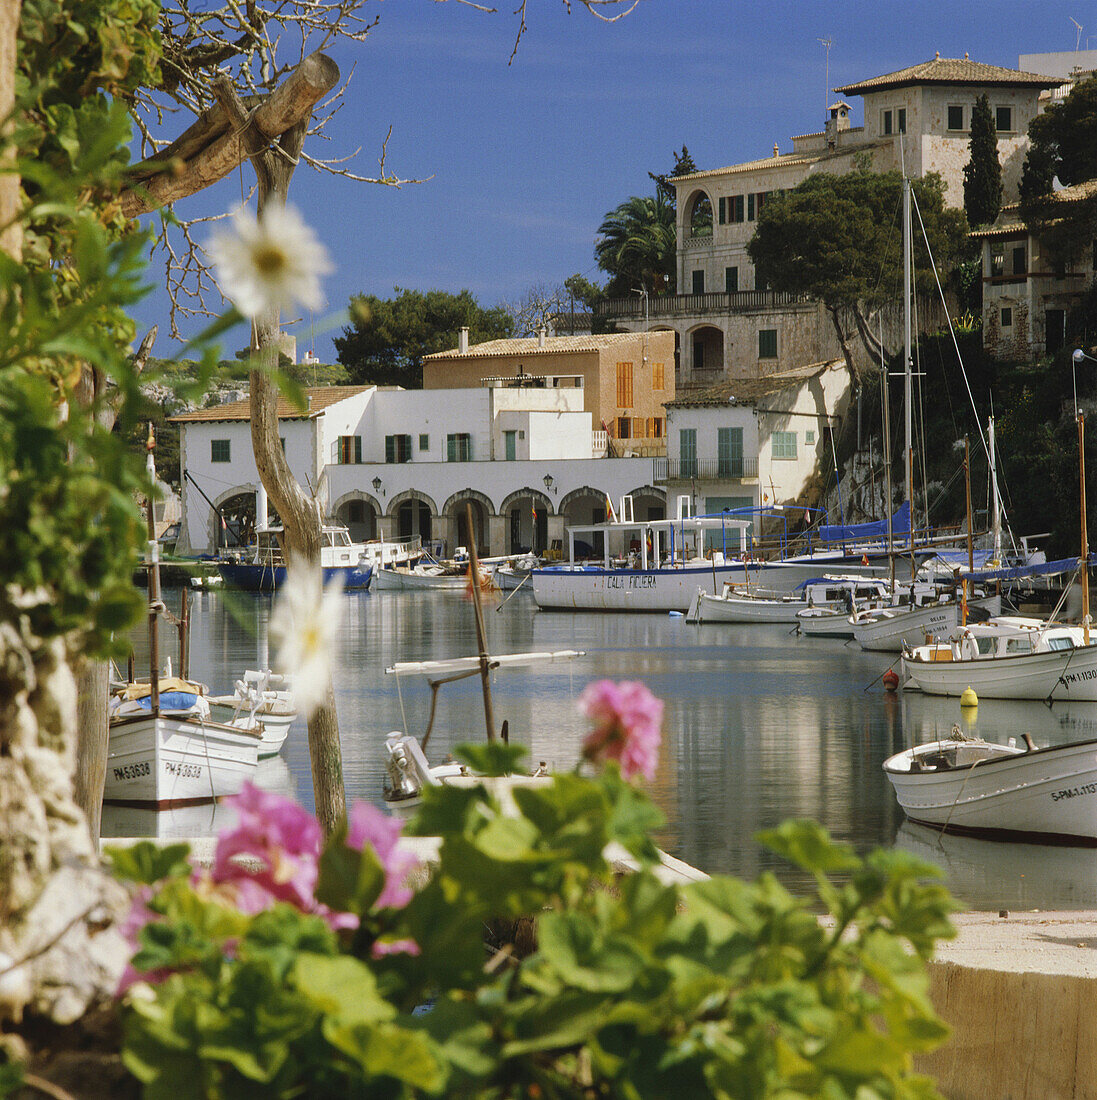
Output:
left=902, top=642, right=1097, bottom=701
left=532, top=563, right=747, bottom=612
left=884, top=738, right=1097, bottom=844
left=217, top=562, right=373, bottom=591
left=796, top=609, right=856, bottom=637
left=854, top=594, right=1001, bottom=652
left=692, top=590, right=806, bottom=623
left=105, top=713, right=260, bottom=807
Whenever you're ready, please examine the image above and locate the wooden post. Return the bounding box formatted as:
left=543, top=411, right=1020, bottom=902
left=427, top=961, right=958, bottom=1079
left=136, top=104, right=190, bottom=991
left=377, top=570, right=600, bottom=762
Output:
left=145, top=425, right=160, bottom=713
left=179, top=584, right=190, bottom=680
left=964, top=436, right=974, bottom=574
left=466, top=503, right=496, bottom=743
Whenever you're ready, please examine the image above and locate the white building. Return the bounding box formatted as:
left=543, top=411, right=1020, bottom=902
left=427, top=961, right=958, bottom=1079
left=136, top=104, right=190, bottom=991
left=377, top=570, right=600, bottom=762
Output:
left=659, top=360, right=851, bottom=543
left=171, top=383, right=665, bottom=559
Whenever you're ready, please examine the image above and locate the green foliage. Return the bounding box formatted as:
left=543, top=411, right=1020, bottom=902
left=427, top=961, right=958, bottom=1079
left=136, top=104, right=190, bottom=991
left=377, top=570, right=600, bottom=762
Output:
left=116, top=770, right=955, bottom=1099
left=649, top=144, right=697, bottom=205
left=334, top=288, right=514, bottom=388
left=595, top=192, right=678, bottom=297
left=963, top=94, right=1002, bottom=228
left=748, top=171, right=968, bottom=314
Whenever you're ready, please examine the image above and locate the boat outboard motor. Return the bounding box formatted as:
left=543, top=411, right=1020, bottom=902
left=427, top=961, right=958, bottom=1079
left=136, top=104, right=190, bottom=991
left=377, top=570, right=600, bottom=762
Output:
left=383, top=733, right=422, bottom=802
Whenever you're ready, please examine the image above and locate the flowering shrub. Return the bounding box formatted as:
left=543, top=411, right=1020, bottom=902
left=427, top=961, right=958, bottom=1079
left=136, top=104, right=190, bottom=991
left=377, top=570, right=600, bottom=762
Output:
left=106, top=683, right=956, bottom=1099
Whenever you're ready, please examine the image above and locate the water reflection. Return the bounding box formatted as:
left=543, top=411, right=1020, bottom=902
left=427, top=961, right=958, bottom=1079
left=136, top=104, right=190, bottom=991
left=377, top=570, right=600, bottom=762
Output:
left=118, top=589, right=1097, bottom=910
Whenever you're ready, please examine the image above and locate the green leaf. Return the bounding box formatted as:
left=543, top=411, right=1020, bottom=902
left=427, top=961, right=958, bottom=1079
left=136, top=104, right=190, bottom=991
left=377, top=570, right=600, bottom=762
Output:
left=315, top=835, right=385, bottom=915
left=454, top=739, right=529, bottom=777
left=536, top=910, right=647, bottom=993
left=291, top=953, right=395, bottom=1027
left=756, top=820, right=863, bottom=875
left=323, top=1021, right=446, bottom=1092
left=105, top=840, right=191, bottom=883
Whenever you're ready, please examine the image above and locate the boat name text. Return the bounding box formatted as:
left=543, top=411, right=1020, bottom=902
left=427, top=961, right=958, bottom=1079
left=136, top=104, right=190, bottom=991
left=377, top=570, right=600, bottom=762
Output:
left=1051, top=782, right=1097, bottom=802
left=602, top=575, right=657, bottom=590
left=112, top=761, right=150, bottom=781
left=1060, top=668, right=1097, bottom=684
left=165, top=761, right=203, bottom=779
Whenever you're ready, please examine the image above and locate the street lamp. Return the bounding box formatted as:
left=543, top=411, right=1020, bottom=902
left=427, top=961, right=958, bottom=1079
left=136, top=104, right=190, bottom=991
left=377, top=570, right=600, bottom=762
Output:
left=543, top=474, right=555, bottom=495
left=372, top=476, right=384, bottom=497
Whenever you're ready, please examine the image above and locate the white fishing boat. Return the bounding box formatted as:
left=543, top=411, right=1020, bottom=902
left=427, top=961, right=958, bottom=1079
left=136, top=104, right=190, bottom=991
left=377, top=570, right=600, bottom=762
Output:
left=106, top=679, right=260, bottom=807
left=373, top=560, right=498, bottom=592
left=207, top=669, right=297, bottom=758
left=381, top=648, right=583, bottom=811
left=853, top=590, right=1002, bottom=652
left=883, top=727, right=1097, bottom=844
left=900, top=615, right=1097, bottom=701
left=687, top=576, right=892, bottom=625
left=217, top=523, right=374, bottom=591
left=495, top=554, right=541, bottom=592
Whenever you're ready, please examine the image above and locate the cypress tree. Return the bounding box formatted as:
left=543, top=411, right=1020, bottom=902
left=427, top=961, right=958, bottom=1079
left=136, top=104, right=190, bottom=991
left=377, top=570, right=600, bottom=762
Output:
left=964, top=93, right=1002, bottom=227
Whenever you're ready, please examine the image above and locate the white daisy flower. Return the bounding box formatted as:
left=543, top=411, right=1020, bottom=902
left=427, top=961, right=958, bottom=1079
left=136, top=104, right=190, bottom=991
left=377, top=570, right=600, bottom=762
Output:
left=207, top=204, right=333, bottom=319
left=270, top=562, right=344, bottom=720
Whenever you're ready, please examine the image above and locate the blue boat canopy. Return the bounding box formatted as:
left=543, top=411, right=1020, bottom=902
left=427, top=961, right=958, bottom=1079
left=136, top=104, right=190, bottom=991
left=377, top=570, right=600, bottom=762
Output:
left=817, top=502, right=911, bottom=544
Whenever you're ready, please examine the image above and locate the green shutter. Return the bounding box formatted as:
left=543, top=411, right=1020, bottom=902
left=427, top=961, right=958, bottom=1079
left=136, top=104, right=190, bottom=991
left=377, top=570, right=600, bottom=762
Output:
left=385, top=436, right=395, bottom=463
left=355, top=436, right=362, bottom=463
left=447, top=435, right=456, bottom=462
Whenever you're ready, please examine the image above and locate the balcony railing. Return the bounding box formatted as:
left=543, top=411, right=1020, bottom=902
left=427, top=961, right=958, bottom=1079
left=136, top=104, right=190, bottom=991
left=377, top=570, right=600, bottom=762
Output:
left=596, top=290, right=810, bottom=320
left=654, top=457, right=759, bottom=481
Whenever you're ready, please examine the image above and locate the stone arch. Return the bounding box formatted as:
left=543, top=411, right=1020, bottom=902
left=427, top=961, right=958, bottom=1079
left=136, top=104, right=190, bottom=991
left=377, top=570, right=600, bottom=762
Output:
left=683, top=322, right=725, bottom=379
left=387, top=488, right=439, bottom=519
left=559, top=485, right=607, bottom=514
left=499, top=487, right=553, bottom=516
left=331, top=491, right=384, bottom=541
left=212, top=485, right=259, bottom=551
left=684, top=189, right=713, bottom=239
left=442, top=487, right=496, bottom=516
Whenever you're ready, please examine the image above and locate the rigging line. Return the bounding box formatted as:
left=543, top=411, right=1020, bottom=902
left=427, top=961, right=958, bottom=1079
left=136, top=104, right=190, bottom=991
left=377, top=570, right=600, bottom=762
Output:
left=909, top=189, right=1020, bottom=554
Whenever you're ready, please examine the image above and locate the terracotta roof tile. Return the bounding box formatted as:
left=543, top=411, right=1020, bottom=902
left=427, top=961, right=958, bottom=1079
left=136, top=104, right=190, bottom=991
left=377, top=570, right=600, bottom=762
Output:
left=424, top=332, right=649, bottom=360
left=835, top=56, right=1058, bottom=95
left=666, top=361, right=844, bottom=409
left=169, top=385, right=372, bottom=423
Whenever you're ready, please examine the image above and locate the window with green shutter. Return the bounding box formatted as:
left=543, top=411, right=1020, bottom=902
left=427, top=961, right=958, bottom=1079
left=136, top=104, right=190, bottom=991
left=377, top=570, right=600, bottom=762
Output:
left=718, top=427, right=743, bottom=477
left=772, top=431, right=797, bottom=460
left=447, top=433, right=472, bottom=462
left=211, top=439, right=230, bottom=463
left=759, top=329, right=777, bottom=359
left=680, top=428, right=697, bottom=478
left=385, top=434, right=412, bottom=463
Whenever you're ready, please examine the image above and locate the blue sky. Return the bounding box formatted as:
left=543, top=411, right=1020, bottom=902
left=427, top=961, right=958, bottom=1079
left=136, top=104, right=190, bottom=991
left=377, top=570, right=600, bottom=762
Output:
left=129, top=0, right=1097, bottom=364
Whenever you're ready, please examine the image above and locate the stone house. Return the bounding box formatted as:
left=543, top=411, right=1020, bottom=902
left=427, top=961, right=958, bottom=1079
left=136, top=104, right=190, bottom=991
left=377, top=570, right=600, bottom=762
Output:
left=972, top=179, right=1097, bottom=362
left=423, top=328, right=675, bottom=457
left=603, top=56, right=1059, bottom=386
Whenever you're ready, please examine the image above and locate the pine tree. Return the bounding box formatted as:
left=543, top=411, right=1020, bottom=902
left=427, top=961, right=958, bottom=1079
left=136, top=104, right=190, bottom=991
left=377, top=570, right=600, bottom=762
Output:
left=963, top=94, right=1002, bottom=228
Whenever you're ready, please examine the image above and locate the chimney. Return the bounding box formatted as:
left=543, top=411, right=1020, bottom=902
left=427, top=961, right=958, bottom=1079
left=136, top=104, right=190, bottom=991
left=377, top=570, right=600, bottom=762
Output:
left=773, top=142, right=779, bottom=158
left=538, top=327, right=546, bottom=348
left=458, top=326, right=469, bottom=354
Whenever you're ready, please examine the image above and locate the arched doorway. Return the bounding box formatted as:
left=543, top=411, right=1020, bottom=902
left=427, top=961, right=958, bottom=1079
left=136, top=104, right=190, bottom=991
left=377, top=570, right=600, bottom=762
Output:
left=334, top=495, right=381, bottom=541
left=216, top=490, right=259, bottom=551
left=685, top=190, right=713, bottom=240
left=397, top=498, right=432, bottom=545
left=500, top=489, right=551, bottom=554
left=686, top=324, right=724, bottom=382
left=444, top=490, right=493, bottom=558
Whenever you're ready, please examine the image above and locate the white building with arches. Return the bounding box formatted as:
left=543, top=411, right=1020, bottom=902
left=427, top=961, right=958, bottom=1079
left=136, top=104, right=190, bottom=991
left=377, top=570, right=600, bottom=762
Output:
left=171, top=384, right=665, bottom=560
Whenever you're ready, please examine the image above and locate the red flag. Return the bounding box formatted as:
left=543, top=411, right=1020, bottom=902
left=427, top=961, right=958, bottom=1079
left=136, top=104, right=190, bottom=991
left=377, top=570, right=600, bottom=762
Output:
left=861, top=553, right=870, bottom=566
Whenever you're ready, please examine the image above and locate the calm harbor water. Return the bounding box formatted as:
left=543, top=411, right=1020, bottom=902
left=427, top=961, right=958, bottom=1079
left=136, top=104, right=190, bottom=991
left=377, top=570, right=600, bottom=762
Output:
left=104, top=586, right=1097, bottom=912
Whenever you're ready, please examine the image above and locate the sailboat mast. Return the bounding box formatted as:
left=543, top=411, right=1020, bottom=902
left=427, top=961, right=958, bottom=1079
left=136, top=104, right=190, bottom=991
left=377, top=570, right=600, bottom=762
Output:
left=902, top=175, right=915, bottom=577
left=1080, top=412, right=1090, bottom=646
left=144, top=424, right=160, bottom=715
left=880, top=320, right=895, bottom=588
left=988, top=416, right=1001, bottom=565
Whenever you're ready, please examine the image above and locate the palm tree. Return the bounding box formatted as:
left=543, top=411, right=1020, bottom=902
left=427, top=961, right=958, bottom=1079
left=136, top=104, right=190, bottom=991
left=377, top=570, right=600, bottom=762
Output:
left=595, top=193, right=677, bottom=298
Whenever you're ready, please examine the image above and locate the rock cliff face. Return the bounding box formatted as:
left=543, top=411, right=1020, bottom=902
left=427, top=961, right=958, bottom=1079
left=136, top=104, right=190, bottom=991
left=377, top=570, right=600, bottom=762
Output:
left=0, top=613, right=131, bottom=1028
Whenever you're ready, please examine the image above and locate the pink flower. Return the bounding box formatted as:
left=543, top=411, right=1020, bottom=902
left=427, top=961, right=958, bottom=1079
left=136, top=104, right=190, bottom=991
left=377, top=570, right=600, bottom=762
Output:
left=578, top=679, right=663, bottom=782
left=347, top=801, right=417, bottom=911
left=370, top=937, right=421, bottom=959
left=212, top=783, right=323, bottom=911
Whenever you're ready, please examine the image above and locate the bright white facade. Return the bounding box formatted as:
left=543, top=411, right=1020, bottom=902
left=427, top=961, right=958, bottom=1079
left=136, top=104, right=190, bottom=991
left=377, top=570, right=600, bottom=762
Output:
left=659, top=361, right=851, bottom=541
left=172, top=384, right=664, bottom=559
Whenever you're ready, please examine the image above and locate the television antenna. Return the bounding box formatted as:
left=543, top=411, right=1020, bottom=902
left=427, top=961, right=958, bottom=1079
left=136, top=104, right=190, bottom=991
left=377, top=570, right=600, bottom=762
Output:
left=818, top=36, right=834, bottom=119
left=1071, top=17, right=1083, bottom=50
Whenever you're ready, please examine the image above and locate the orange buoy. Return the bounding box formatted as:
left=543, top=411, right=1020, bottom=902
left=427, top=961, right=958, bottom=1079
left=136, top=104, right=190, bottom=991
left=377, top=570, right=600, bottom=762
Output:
left=882, top=669, right=900, bottom=692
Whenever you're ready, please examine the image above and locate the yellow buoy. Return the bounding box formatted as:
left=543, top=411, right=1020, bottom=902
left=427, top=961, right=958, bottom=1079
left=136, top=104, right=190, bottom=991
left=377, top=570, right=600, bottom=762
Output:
left=960, top=686, right=978, bottom=708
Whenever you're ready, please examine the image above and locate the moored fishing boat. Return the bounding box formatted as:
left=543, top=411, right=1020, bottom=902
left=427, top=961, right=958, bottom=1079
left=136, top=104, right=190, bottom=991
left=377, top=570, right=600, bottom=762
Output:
left=883, top=729, right=1097, bottom=844
left=207, top=668, right=297, bottom=758
left=900, top=615, right=1097, bottom=700
left=217, top=523, right=374, bottom=591
left=853, top=589, right=1002, bottom=652
left=688, top=575, right=892, bottom=625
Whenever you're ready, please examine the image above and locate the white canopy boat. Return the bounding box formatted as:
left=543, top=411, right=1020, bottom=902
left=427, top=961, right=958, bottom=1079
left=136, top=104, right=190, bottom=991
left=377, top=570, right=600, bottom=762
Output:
left=883, top=728, right=1097, bottom=845
left=901, top=615, right=1097, bottom=701
left=688, top=575, right=893, bottom=625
